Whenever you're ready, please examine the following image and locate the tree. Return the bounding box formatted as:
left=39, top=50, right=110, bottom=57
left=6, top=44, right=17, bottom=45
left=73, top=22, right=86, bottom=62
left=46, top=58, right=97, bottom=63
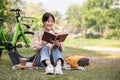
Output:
left=49, top=10, right=62, bottom=30
left=107, top=8, right=120, bottom=29
left=0, top=0, right=8, bottom=24
left=66, top=4, right=82, bottom=33
left=80, top=0, right=114, bottom=35
left=0, top=0, right=25, bottom=40
left=65, top=0, right=120, bottom=39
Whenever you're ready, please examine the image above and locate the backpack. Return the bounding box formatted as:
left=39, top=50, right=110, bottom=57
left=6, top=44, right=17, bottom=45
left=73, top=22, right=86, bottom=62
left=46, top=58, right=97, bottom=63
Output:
left=64, top=54, right=89, bottom=68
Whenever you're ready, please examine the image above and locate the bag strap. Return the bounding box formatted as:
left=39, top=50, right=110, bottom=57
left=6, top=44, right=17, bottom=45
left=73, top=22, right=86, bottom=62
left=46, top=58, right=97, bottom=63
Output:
left=32, top=41, right=44, bottom=66
left=32, top=51, right=39, bottom=66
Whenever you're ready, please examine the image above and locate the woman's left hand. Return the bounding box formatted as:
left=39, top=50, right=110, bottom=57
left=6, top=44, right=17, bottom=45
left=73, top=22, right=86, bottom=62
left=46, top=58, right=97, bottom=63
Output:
left=53, top=39, right=60, bottom=47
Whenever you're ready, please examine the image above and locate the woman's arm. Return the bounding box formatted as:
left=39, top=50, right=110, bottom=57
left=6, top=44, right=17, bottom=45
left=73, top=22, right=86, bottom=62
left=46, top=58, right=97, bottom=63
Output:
left=31, top=31, right=44, bottom=52
left=51, top=39, right=64, bottom=51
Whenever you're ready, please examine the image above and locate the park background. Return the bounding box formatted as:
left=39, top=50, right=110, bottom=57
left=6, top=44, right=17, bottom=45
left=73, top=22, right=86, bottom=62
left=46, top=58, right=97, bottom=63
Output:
left=0, top=0, right=120, bottom=80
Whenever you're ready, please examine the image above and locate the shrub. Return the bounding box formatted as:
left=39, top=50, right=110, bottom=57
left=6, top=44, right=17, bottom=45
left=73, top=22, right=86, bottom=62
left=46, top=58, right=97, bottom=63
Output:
left=86, top=33, right=102, bottom=39
left=104, top=30, right=120, bottom=40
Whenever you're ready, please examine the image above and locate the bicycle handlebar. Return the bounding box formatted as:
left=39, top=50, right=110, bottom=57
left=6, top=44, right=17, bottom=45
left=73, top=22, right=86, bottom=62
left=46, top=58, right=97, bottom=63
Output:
left=10, top=8, right=21, bottom=12
left=10, top=8, right=22, bottom=22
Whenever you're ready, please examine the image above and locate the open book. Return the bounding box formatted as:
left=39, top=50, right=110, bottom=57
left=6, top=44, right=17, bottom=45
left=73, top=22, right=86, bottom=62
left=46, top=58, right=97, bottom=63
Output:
left=42, top=31, right=68, bottom=44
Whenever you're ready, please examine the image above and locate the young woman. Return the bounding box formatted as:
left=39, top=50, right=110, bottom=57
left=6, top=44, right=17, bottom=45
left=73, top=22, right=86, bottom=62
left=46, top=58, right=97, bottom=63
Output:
left=31, top=12, right=64, bottom=75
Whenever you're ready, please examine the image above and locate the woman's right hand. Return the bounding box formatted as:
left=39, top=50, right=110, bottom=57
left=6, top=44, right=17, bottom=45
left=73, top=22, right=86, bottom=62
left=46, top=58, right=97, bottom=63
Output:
left=50, top=39, right=60, bottom=47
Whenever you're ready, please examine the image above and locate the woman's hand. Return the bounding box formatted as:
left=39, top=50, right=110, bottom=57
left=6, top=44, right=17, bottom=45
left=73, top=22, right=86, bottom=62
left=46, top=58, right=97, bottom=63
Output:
left=53, top=39, right=60, bottom=47
left=50, top=39, right=60, bottom=47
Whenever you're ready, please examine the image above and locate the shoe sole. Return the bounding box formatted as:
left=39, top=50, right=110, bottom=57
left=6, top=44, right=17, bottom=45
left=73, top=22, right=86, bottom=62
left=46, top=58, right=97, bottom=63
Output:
left=46, top=73, right=54, bottom=75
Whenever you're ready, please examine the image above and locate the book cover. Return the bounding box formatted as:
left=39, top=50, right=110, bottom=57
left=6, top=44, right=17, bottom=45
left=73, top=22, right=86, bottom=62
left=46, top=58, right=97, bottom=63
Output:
left=42, top=31, right=68, bottom=44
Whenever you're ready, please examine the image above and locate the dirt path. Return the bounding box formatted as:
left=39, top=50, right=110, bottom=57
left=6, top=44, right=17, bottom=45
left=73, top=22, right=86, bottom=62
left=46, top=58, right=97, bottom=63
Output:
left=80, top=46, right=120, bottom=53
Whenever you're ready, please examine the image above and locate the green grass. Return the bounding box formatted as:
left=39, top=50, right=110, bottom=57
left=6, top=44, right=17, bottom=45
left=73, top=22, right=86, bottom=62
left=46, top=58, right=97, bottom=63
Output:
left=0, top=45, right=120, bottom=80
left=0, top=39, right=120, bottom=80
left=65, top=38, right=120, bottom=48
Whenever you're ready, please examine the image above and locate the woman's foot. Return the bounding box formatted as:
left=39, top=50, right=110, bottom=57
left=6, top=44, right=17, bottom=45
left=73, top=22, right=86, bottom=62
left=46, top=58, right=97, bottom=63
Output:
left=55, top=64, right=63, bottom=75
left=45, top=64, right=54, bottom=74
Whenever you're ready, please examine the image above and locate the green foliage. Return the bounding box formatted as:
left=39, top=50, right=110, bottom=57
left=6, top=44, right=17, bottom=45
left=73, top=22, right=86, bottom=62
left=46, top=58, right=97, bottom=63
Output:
left=81, top=0, right=113, bottom=35
left=0, top=0, right=25, bottom=40
left=50, top=10, right=62, bottom=24
left=66, top=4, right=81, bottom=27
left=107, top=8, right=120, bottom=29
left=31, top=11, right=44, bottom=30
left=66, top=4, right=82, bottom=33
left=48, top=10, right=63, bottom=30
left=0, top=0, right=14, bottom=40
left=1, top=0, right=120, bottom=40
left=21, top=2, right=45, bottom=30
left=0, top=0, right=8, bottom=24
left=65, top=0, right=120, bottom=38
left=22, top=2, right=63, bottom=31
left=86, top=33, right=102, bottom=39
left=104, top=30, right=120, bottom=40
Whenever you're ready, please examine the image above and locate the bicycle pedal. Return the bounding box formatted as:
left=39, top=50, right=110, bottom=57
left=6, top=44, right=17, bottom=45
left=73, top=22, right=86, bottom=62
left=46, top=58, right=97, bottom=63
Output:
left=25, top=45, right=30, bottom=47
left=16, top=44, right=22, bottom=48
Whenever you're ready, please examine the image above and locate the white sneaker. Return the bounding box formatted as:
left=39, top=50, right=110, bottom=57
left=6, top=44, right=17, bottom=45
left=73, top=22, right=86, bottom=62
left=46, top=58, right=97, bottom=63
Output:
left=45, top=64, right=54, bottom=74
left=55, top=65, right=63, bottom=75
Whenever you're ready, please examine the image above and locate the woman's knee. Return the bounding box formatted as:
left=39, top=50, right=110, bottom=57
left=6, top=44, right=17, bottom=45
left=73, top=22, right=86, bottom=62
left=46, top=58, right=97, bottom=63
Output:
left=41, top=46, right=49, bottom=51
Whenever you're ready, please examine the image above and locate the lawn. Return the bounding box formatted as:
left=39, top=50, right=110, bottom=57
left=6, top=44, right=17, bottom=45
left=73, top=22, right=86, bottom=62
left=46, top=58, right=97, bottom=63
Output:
left=65, top=38, right=120, bottom=48
left=0, top=39, right=120, bottom=80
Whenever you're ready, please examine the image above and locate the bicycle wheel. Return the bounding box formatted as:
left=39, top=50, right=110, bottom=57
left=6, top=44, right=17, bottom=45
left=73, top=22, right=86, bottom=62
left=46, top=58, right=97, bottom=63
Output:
left=15, top=32, right=35, bottom=58
left=0, top=39, right=2, bottom=57
left=0, top=49, right=2, bottom=57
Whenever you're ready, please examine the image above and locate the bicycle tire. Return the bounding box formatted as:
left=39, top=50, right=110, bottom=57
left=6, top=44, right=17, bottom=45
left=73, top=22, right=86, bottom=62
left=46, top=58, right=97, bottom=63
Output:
left=15, top=31, right=35, bottom=58
left=0, top=39, right=2, bottom=57
left=0, top=49, right=2, bottom=57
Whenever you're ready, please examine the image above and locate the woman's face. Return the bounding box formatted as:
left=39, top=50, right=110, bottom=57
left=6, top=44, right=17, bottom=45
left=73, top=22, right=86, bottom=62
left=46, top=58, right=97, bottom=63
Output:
left=44, top=16, right=54, bottom=31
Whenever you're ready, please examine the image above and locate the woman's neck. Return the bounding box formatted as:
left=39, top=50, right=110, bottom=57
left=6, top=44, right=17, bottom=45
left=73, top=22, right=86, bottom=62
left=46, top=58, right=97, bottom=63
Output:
left=44, top=27, right=52, bottom=32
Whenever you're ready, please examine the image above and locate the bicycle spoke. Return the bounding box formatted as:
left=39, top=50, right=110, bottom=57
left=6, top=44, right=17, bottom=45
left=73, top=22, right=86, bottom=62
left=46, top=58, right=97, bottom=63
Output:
left=15, top=32, right=35, bottom=58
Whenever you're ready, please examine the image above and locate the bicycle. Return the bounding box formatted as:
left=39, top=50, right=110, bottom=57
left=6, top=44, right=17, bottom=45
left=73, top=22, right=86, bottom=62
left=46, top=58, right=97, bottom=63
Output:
left=0, top=9, right=34, bottom=58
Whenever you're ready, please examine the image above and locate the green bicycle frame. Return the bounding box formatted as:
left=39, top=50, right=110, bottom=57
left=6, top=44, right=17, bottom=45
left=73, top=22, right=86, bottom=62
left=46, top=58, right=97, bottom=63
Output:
left=0, top=21, right=29, bottom=49
left=0, top=25, right=7, bottom=49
